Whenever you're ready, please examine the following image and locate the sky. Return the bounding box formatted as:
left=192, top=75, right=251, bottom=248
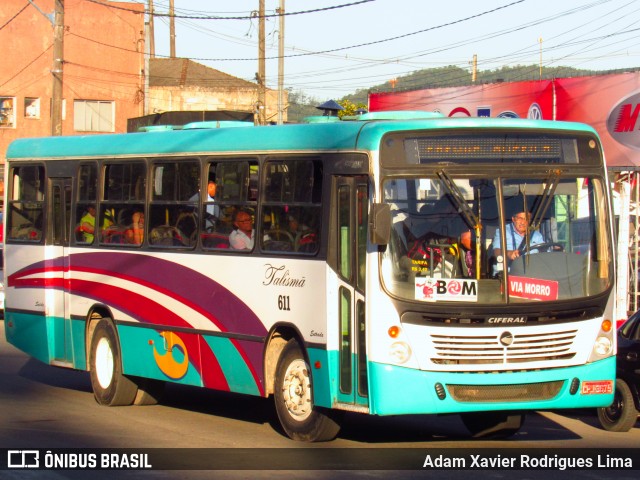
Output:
left=130, top=0, right=640, bottom=101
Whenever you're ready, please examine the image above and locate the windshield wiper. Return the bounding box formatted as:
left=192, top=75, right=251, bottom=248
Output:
left=436, top=169, right=482, bottom=278
left=530, top=169, right=562, bottom=232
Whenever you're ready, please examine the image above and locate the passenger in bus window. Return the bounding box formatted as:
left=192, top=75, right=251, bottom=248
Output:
left=492, top=211, right=543, bottom=274
left=229, top=209, right=254, bottom=250
left=288, top=214, right=309, bottom=236
left=126, top=211, right=145, bottom=245
left=459, top=229, right=475, bottom=277
left=189, top=177, right=219, bottom=229
left=206, top=179, right=219, bottom=214
left=78, top=205, right=114, bottom=244
left=79, top=205, right=97, bottom=243
left=103, top=208, right=115, bottom=230
left=288, top=214, right=317, bottom=252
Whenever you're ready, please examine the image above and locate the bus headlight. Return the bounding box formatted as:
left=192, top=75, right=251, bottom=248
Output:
left=389, top=341, right=412, bottom=364
left=593, top=336, right=612, bottom=356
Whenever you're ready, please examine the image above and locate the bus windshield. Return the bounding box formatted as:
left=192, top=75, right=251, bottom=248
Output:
left=381, top=174, right=613, bottom=304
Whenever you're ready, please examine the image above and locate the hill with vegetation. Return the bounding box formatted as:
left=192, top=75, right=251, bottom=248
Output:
left=287, top=64, right=640, bottom=122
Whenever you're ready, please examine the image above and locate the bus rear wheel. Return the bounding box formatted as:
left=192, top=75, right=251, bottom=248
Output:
left=461, top=411, right=525, bottom=439
left=597, top=378, right=639, bottom=432
left=89, top=319, right=138, bottom=406
left=274, top=340, right=341, bottom=442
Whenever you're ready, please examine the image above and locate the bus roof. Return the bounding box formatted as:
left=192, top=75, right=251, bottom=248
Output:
left=5, top=116, right=598, bottom=160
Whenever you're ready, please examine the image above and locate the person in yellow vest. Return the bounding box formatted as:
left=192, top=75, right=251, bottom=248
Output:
left=79, top=205, right=97, bottom=243
left=79, top=205, right=115, bottom=243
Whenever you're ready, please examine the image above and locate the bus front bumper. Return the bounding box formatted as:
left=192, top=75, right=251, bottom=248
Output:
left=368, top=356, right=615, bottom=416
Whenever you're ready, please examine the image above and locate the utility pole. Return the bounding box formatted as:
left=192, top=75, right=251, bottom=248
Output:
left=169, top=0, right=176, bottom=58
left=148, top=0, right=155, bottom=58
left=257, top=0, right=266, bottom=125
left=471, top=54, right=477, bottom=83
left=539, top=38, right=543, bottom=80
left=51, top=0, right=64, bottom=136
left=277, top=0, right=285, bottom=125
left=144, top=1, right=152, bottom=115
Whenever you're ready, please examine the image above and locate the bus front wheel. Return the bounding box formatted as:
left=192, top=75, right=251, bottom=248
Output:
left=89, top=319, right=138, bottom=406
left=274, top=340, right=341, bottom=442
left=461, top=411, right=525, bottom=439
left=597, top=378, right=639, bottom=432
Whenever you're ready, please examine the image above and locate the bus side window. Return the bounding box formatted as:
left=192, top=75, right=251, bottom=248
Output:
left=149, top=159, right=199, bottom=248
left=261, top=158, right=321, bottom=255
left=7, top=165, right=45, bottom=243
left=75, top=163, right=99, bottom=245
left=203, top=159, right=257, bottom=251
left=99, top=161, right=147, bottom=246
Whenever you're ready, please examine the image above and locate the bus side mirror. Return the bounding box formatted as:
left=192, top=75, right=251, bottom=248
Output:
left=370, top=203, right=391, bottom=245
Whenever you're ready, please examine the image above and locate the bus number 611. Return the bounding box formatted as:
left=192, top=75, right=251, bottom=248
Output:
left=278, top=295, right=291, bottom=311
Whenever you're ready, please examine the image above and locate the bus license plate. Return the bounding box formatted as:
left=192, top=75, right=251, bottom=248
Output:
left=581, top=380, right=613, bottom=395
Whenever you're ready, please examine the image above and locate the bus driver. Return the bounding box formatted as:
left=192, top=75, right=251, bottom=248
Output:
left=492, top=210, right=543, bottom=273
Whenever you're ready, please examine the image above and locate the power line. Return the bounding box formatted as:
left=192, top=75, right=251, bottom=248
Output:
left=277, top=0, right=634, bottom=94
left=60, top=1, right=639, bottom=97
left=83, top=0, right=374, bottom=20
left=69, top=0, right=536, bottom=91
left=173, top=0, right=528, bottom=62
left=68, top=32, right=144, bottom=54
left=0, top=1, right=30, bottom=31
left=84, top=0, right=527, bottom=63
left=0, top=44, right=53, bottom=89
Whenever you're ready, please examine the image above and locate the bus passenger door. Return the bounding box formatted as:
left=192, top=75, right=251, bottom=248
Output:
left=334, top=176, right=369, bottom=409
left=49, top=177, right=74, bottom=366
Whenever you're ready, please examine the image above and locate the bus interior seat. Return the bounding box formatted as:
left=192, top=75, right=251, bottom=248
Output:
left=264, top=229, right=294, bottom=251
left=117, top=208, right=132, bottom=226
left=176, top=212, right=198, bottom=242
left=422, top=242, right=465, bottom=279
left=201, top=232, right=230, bottom=249
left=295, top=231, right=318, bottom=253
left=102, top=226, right=128, bottom=244
left=150, top=225, right=186, bottom=246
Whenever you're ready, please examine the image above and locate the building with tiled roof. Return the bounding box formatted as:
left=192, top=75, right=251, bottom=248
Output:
left=149, top=58, right=285, bottom=124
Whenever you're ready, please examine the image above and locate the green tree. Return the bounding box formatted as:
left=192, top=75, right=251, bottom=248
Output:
left=337, top=99, right=368, bottom=119
left=287, top=89, right=324, bottom=123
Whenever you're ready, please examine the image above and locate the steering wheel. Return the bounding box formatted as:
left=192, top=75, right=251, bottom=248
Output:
left=518, top=242, right=564, bottom=254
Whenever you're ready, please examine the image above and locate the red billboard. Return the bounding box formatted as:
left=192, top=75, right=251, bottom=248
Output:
left=369, top=72, right=640, bottom=168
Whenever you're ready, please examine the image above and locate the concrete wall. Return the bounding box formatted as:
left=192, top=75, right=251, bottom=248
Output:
left=149, top=87, right=284, bottom=124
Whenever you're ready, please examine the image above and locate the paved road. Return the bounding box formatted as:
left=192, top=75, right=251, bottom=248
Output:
left=1, top=320, right=638, bottom=479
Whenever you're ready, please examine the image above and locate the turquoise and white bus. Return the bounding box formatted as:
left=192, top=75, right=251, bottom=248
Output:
left=3, top=112, right=617, bottom=441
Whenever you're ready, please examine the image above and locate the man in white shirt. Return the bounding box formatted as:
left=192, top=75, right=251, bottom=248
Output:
left=229, top=210, right=254, bottom=250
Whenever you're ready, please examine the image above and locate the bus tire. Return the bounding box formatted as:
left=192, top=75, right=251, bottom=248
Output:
left=461, top=411, right=525, bottom=439
left=597, top=378, right=639, bottom=432
left=133, top=378, right=165, bottom=406
left=274, top=339, right=341, bottom=442
left=89, top=319, right=138, bottom=406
